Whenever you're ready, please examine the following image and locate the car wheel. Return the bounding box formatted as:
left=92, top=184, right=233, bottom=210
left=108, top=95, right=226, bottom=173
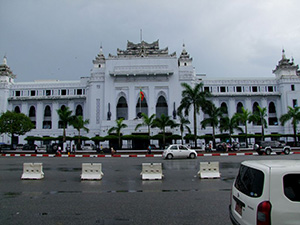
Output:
left=52, top=144, right=58, bottom=151
left=284, top=148, right=290, bottom=155
left=276, top=152, right=281, bottom=155
left=265, top=148, right=271, bottom=155
left=189, top=153, right=196, bottom=159
left=166, top=154, right=173, bottom=159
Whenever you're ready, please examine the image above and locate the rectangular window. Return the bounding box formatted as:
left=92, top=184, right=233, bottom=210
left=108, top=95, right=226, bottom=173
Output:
left=252, top=86, right=258, bottom=92
left=58, top=121, right=67, bottom=129
left=268, top=86, right=273, bottom=92
left=284, top=174, right=300, bottom=202
left=15, top=91, right=20, bottom=96
left=291, top=85, right=295, bottom=91
left=46, top=90, right=51, bottom=96
left=61, top=89, right=67, bottom=96
left=42, top=121, right=52, bottom=129
left=77, top=89, right=82, bottom=95
left=293, top=99, right=298, bottom=108
left=235, top=165, right=264, bottom=198
left=236, top=86, right=242, bottom=92
left=220, top=86, right=226, bottom=93
left=204, top=87, right=210, bottom=92
left=31, top=90, right=36, bottom=96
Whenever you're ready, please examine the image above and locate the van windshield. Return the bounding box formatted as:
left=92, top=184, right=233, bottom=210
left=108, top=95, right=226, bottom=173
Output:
left=235, top=165, right=264, bottom=198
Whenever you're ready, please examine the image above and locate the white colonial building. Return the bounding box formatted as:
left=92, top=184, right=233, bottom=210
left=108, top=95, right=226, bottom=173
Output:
left=0, top=40, right=300, bottom=147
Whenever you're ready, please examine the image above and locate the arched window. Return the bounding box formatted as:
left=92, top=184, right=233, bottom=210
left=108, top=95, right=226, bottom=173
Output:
left=252, top=102, right=260, bottom=125
left=116, top=96, right=128, bottom=120
left=236, top=102, right=243, bottom=113
left=76, top=105, right=83, bottom=116
left=60, top=105, right=66, bottom=110
left=156, top=96, right=168, bottom=118
left=269, top=102, right=276, bottom=113
left=43, top=105, right=52, bottom=129
left=220, top=102, right=228, bottom=114
left=29, top=106, right=36, bottom=129
left=14, top=106, right=20, bottom=113
left=29, top=106, right=36, bottom=117
left=268, top=102, right=278, bottom=125
left=252, top=102, right=259, bottom=113
left=136, top=97, right=148, bottom=118
left=44, top=105, right=51, bottom=117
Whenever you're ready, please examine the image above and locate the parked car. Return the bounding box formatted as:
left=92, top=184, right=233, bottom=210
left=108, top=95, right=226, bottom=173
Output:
left=16, top=144, right=24, bottom=150
left=82, top=143, right=96, bottom=151
left=230, top=160, right=300, bottom=225
left=0, top=143, right=11, bottom=152
left=253, top=140, right=291, bottom=155
left=149, top=144, right=159, bottom=149
left=162, top=144, right=197, bottom=159
left=22, top=144, right=38, bottom=150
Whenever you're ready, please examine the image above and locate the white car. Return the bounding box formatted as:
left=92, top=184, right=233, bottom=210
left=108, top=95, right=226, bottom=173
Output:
left=162, top=144, right=197, bottom=159
left=82, top=143, right=95, bottom=150
left=230, top=160, right=300, bottom=225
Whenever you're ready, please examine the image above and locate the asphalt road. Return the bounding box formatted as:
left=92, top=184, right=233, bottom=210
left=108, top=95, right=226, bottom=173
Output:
left=1, top=154, right=299, bottom=225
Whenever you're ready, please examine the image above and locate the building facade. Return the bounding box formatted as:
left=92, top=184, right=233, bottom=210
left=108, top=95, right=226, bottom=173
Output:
left=0, top=40, right=300, bottom=146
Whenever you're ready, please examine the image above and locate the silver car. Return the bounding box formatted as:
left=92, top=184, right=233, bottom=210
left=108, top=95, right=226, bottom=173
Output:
left=162, top=144, right=197, bottom=159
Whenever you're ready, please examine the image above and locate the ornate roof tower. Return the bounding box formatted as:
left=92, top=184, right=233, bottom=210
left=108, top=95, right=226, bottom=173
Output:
left=0, top=56, right=16, bottom=78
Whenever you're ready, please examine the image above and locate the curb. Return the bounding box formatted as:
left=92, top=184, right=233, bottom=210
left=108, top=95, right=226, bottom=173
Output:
left=1, top=151, right=298, bottom=158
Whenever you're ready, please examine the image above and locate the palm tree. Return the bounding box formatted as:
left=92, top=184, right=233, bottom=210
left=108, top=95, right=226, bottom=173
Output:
left=249, top=106, right=268, bottom=141
left=70, top=115, right=89, bottom=148
left=201, top=103, right=224, bottom=148
left=234, top=107, right=252, bottom=148
left=108, top=118, right=128, bottom=149
left=178, top=82, right=211, bottom=148
left=57, top=106, right=73, bottom=143
left=178, top=113, right=191, bottom=144
left=219, top=115, right=243, bottom=144
left=280, top=106, right=300, bottom=146
left=152, top=114, right=178, bottom=148
left=135, top=113, right=156, bottom=138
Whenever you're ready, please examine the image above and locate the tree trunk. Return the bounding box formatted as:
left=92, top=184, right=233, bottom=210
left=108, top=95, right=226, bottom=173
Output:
left=193, top=106, right=197, bottom=148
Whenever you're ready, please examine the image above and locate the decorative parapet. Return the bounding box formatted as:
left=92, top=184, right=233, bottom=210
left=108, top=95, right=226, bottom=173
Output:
left=109, top=65, right=173, bottom=76
left=108, top=40, right=176, bottom=58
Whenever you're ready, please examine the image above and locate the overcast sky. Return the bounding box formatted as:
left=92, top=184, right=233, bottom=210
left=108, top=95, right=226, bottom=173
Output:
left=1, top=0, right=300, bottom=82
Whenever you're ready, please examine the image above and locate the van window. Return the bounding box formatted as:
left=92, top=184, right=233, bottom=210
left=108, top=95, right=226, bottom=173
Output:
left=235, top=165, right=264, bottom=198
left=283, top=174, right=300, bottom=202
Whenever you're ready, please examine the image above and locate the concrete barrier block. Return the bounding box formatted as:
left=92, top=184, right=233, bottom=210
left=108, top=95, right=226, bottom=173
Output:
left=21, top=163, right=44, bottom=180
left=141, top=163, right=163, bottom=180
left=81, top=163, right=104, bottom=180
left=198, top=161, right=220, bottom=179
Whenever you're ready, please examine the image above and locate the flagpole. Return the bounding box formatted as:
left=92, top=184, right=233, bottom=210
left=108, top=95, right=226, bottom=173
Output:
left=139, top=87, right=142, bottom=115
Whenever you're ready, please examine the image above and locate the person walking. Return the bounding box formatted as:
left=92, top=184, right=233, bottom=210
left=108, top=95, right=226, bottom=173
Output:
left=111, top=147, right=115, bottom=156
left=147, top=145, right=152, bottom=154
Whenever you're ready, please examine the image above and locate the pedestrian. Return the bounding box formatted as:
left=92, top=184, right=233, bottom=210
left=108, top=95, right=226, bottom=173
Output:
left=72, top=144, right=75, bottom=153
left=208, top=143, right=212, bottom=152
left=111, top=147, right=115, bottom=156
left=56, top=146, right=62, bottom=156
left=147, top=145, right=152, bottom=154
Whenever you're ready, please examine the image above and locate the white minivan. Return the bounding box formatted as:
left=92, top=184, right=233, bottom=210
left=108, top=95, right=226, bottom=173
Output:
left=230, top=160, right=300, bottom=225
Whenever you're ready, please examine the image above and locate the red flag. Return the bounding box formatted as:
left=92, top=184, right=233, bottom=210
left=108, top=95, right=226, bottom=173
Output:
left=140, top=89, right=144, bottom=101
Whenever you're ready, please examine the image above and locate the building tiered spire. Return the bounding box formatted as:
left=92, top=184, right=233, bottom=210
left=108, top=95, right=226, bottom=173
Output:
left=178, top=43, right=192, bottom=67
left=93, top=45, right=106, bottom=68
left=0, top=56, right=16, bottom=78
left=273, top=49, right=299, bottom=77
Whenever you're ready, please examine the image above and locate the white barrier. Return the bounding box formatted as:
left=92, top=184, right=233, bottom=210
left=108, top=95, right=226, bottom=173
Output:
left=21, top=163, right=44, bottom=180
left=198, top=161, right=220, bottom=179
left=141, top=163, right=163, bottom=180
left=81, top=163, right=104, bottom=180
